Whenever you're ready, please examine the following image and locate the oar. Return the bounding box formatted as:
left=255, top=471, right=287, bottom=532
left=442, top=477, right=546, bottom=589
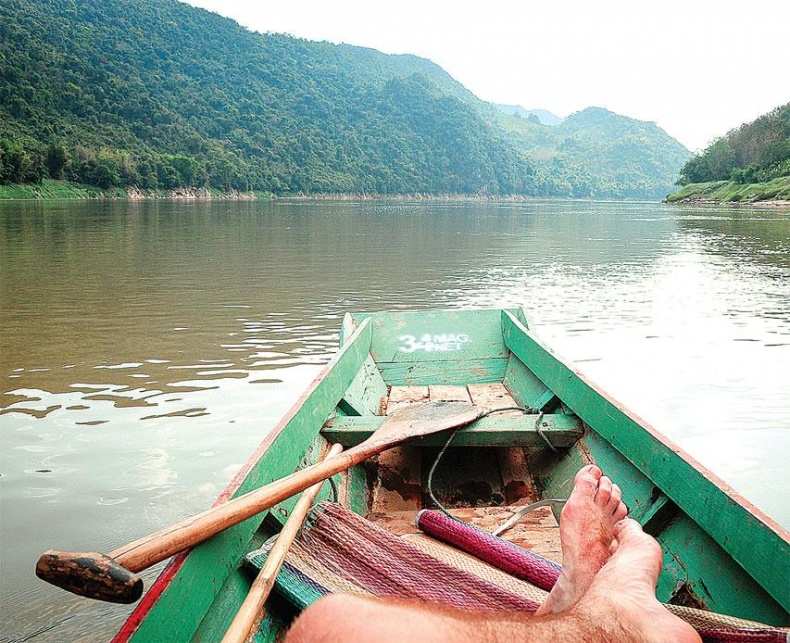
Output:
left=222, top=442, right=344, bottom=643
left=36, top=401, right=481, bottom=604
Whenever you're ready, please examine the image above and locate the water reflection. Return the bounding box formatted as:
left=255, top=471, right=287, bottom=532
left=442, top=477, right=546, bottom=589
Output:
left=1, top=198, right=789, bottom=640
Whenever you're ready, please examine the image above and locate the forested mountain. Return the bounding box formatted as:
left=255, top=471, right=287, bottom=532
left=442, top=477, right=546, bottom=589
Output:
left=498, top=107, right=691, bottom=199
left=0, top=0, right=688, bottom=198
left=678, top=103, right=790, bottom=185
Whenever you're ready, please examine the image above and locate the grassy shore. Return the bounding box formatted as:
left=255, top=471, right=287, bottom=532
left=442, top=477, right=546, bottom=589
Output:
left=0, top=180, right=108, bottom=200
left=666, top=176, right=790, bottom=204
left=0, top=179, right=272, bottom=201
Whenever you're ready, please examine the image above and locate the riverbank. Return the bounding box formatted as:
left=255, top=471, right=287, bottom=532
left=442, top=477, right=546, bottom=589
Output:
left=0, top=180, right=664, bottom=203
left=665, top=176, right=790, bottom=205
left=0, top=179, right=271, bottom=201
left=0, top=181, right=547, bottom=203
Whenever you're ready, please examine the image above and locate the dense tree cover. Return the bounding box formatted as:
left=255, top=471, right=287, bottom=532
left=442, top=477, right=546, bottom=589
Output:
left=0, top=0, right=686, bottom=197
left=678, top=103, right=790, bottom=185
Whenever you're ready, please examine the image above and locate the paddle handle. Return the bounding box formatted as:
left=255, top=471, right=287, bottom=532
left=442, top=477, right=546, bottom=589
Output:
left=222, top=443, right=344, bottom=643
left=111, top=442, right=373, bottom=570
left=35, top=440, right=374, bottom=603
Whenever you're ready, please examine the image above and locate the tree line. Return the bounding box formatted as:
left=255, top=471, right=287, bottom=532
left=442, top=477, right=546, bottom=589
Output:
left=678, top=103, right=790, bottom=185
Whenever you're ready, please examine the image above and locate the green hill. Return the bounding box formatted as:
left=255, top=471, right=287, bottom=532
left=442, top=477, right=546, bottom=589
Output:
left=498, top=107, right=691, bottom=199
left=0, top=0, right=688, bottom=198
left=668, top=103, right=790, bottom=203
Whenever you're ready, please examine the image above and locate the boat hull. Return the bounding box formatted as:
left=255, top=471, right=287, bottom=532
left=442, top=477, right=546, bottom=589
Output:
left=116, top=309, right=790, bottom=641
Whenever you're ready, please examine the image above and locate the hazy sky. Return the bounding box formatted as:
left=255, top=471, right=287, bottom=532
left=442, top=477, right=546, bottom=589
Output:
left=183, top=0, right=789, bottom=151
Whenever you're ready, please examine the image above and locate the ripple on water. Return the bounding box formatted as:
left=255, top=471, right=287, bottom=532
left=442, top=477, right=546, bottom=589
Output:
left=98, top=496, right=129, bottom=506
left=94, top=362, right=144, bottom=370
left=23, top=487, right=62, bottom=498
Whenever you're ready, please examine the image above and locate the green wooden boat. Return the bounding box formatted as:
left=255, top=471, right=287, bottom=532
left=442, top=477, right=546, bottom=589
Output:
left=114, top=308, right=789, bottom=641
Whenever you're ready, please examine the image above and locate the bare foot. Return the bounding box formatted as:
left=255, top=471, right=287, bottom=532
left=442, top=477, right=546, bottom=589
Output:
left=572, top=518, right=701, bottom=642
left=536, top=465, right=628, bottom=614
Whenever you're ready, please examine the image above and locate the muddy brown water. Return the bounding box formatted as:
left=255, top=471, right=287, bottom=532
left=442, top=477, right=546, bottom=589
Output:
left=2, top=198, right=788, bottom=640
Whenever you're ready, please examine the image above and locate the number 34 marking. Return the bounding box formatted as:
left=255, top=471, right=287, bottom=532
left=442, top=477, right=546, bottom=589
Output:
left=399, top=333, right=470, bottom=353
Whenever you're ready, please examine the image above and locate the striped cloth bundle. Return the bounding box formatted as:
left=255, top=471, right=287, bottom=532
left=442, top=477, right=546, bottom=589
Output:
left=246, top=502, right=540, bottom=613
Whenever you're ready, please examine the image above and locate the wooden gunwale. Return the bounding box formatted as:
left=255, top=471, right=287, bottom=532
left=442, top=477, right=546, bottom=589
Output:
left=501, top=310, right=790, bottom=613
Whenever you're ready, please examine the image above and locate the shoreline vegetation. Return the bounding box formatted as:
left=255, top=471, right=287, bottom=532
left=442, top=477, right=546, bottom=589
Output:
left=665, top=175, right=790, bottom=206
left=669, top=103, right=790, bottom=207
left=1, top=178, right=789, bottom=206
left=0, top=180, right=543, bottom=202
left=0, top=180, right=268, bottom=201
left=2, top=178, right=789, bottom=206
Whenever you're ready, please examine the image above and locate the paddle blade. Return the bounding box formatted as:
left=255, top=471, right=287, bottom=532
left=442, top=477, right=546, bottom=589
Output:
left=36, top=550, right=143, bottom=604
left=369, top=401, right=481, bottom=447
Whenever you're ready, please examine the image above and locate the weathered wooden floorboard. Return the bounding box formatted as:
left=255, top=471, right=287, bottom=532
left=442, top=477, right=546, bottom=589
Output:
left=467, top=382, right=523, bottom=415
left=385, top=386, right=429, bottom=414
left=428, top=384, right=472, bottom=403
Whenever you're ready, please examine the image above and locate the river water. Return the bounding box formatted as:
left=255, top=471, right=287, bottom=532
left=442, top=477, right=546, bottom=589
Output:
left=1, top=198, right=789, bottom=640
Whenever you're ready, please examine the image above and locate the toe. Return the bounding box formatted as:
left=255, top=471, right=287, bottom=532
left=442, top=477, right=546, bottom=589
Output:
left=613, top=517, right=644, bottom=542
left=609, top=483, right=623, bottom=513
left=573, top=465, right=602, bottom=494
left=613, top=500, right=628, bottom=522
left=595, top=475, right=613, bottom=507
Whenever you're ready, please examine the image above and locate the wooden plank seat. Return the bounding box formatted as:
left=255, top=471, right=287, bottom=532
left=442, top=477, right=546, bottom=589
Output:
left=321, top=413, right=584, bottom=448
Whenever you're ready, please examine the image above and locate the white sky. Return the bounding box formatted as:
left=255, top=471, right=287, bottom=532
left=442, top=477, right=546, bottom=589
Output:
left=182, top=0, right=789, bottom=151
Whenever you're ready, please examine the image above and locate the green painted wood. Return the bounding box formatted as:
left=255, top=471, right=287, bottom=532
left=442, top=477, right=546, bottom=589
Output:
left=376, top=358, right=508, bottom=386
left=192, top=556, right=258, bottom=641
left=127, top=320, right=374, bottom=642
left=268, top=436, right=343, bottom=523
left=341, top=464, right=370, bottom=516
left=503, top=354, right=554, bottom=409
left=654, top=515, right=788, bottom=624
left=339, top=355, right=387, bottom=416
left=501, top=310, right=790, bottom=616
left=339, top=313, right=388, bottom=416
left=321, top=414, right=583, bottom=448
left=639, top=494, right=678, bottom=537
left=533, top=389, right=558, bottom=412
left=358, top=309, right=517, bottom=364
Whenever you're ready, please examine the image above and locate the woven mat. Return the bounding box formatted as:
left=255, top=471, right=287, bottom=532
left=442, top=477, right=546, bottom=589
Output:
left=403, top=533, right=549, bottom=605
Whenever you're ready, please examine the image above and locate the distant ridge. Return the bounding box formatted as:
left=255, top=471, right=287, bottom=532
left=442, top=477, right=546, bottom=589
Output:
left=496, top=106, right=691, bottom=199
left=495, top=105, right=563, bottom=126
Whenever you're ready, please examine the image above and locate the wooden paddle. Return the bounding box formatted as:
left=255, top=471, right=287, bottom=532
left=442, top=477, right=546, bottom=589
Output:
left=222, top=442, right=344, bottom=643
left=36, top=401, right=481, bottom=603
